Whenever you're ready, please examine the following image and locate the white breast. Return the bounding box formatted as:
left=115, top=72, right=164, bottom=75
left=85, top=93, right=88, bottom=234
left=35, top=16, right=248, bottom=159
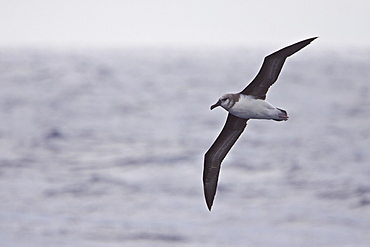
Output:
left=228, top=95, right=278, bottom=120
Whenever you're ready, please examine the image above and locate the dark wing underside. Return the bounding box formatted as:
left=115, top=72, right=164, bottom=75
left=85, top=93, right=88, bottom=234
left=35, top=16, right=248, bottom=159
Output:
left=203, top=113, right=248, bottom=210
left=241, top=37, right=317, bottom=99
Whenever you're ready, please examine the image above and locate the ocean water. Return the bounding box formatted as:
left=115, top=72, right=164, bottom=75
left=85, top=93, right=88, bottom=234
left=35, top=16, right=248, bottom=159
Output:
left=0, top=47, right=369, bottom=247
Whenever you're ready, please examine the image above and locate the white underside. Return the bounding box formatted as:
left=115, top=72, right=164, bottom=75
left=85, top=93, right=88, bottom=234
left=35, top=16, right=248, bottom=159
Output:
left=227, top=95, right=282, bottom=120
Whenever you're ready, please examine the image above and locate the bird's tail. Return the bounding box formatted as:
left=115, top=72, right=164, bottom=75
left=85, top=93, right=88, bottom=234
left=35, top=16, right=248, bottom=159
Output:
left=274, top=108, right=289, bottom=121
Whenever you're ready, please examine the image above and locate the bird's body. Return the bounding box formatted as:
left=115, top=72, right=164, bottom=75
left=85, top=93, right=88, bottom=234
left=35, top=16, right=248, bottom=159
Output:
left=216, top=94, right=288, bottom=121
left=203, top=37, right=317, bottom=211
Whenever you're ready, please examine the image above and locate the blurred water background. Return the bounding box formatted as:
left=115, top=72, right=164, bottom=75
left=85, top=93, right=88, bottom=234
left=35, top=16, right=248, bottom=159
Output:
left=0, top=46, right=369, bottom=247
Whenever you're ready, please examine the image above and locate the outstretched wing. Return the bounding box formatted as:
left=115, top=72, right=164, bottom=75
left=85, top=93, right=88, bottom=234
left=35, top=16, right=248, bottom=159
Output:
left=203, top=113, right=248, bottom=211
left=241, top=37, right=317, bottom=99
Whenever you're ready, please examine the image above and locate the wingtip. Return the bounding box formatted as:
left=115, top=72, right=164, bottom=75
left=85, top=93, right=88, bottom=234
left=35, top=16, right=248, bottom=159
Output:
left=204, top=184, right=215, bottom=211
left=308, top=36, right=319, bottom=43
left=298, top=36, right=318, bottom=46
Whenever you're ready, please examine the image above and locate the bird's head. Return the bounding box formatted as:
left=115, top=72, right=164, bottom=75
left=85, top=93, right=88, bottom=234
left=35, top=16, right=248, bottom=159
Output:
left=210, top=94, right=236, bottom=110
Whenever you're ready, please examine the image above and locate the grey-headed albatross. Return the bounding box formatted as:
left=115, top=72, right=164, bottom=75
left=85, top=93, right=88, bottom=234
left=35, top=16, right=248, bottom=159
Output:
left=203, top=37, right=317, bottom=211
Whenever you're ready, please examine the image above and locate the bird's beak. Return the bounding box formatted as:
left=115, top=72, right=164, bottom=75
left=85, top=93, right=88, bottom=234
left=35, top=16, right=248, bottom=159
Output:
left=210, top=100, right=221, bottom=110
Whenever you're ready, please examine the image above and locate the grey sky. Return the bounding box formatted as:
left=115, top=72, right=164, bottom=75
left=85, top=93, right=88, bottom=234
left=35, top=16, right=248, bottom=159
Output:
left=1, top=0, right=369, bottom=48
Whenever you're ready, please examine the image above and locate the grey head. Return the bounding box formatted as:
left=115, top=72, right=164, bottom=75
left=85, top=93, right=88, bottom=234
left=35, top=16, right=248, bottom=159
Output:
left=210, top=93, right=240, bottom=111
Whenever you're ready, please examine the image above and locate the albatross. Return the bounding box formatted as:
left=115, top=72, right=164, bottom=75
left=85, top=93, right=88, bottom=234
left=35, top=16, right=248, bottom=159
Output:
left=203, top=37, right=317, bottom=211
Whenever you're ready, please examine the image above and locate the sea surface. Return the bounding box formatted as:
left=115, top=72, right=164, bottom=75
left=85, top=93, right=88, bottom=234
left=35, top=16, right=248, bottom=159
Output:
left=0, top=46, right=369, bottom=247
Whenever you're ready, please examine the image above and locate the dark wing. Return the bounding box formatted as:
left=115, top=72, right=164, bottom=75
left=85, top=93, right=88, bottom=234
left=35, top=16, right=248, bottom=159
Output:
left=203, top=113, right=248, bottom=211
left=241, top=37, right=317, bottom=99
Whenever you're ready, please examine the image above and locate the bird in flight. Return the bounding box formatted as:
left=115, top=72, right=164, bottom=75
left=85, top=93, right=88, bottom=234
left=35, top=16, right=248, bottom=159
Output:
left=203, top=37, right=317, bottom=211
